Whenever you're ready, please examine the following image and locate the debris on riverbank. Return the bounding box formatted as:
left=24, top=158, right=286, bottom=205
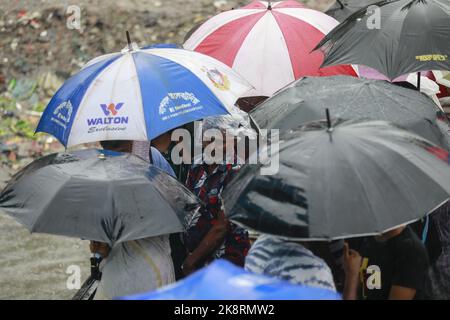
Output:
left=0, top=0, right=333, bottom=171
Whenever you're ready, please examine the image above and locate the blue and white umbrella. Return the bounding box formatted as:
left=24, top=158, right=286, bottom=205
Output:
left=36, top=43, right=253, bottom=147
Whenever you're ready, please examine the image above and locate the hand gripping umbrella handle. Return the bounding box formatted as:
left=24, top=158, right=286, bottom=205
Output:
left=90, top=253, right=103, bottom=280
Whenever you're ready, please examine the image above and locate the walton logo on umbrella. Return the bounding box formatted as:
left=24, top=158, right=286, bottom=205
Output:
left=86, top=102, right=129, bottom=134
left=100, top=102, right=124, bottom=116
left=87, top=102, right=128, bottom=126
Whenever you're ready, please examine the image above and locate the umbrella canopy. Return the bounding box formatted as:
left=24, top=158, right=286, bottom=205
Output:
left=183, top=0, right=357, bottom=97
left=250, top=76, right=450, bottom=149
left=183, top=19, right=207, bottom=43
left=223, top=119, right=450, bottom=240
left=357, top=67, right=443, bottom=105
left=0, top=149, right=200, bottom=246
left=36, top=43, right=253, bottom=147
left=121, top=259, right=341, bottom=300
left=434, top=70, right=450, bottom=89
left=357, top=65, right=428, bottom=82
left=325, top=0, right=381, bottom=22
left=316, top=0, right=450, bottom=80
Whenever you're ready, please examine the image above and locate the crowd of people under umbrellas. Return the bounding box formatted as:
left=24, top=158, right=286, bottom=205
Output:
left=1, top=0, right=450, bottom=300
left=86, top=116, right=446, bottom=300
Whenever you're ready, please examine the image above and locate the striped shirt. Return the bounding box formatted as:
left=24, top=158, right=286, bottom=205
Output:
left=245, top=235, right=336, bottom=291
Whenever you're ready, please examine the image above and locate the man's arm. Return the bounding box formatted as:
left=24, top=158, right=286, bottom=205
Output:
left=181, top=210, right=228, bottom=275
left=342, top=242, right=361, bottom=300
left=388, top=286, right=417, bottom=300
left=343, top=275, right=360, bottom=300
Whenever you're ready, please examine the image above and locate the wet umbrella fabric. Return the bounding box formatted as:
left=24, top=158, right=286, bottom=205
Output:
left=184, top=0, right=357, bottom=97
left=35, top=44, right=253, bottom=147
left=316, top=0, right=450, bottom=80
left=0, top=149, right=200, bottom=246
left=121, top=259, right=341, bottom=300
left=325, top=0, right=381, bottom=22
left=250, top=76, right=450, bottom=149
left=223, top=120, right=450, bottom=240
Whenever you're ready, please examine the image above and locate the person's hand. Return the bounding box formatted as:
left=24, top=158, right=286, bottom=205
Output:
left=89, top=241, right=110, bottom=259
left=181, top=254, right=199, bottom=276
left=343, top=242, right=362, bottom=279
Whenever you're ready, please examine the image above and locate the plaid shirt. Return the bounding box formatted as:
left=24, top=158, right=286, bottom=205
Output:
left=184, top=163, right=250, bottom=267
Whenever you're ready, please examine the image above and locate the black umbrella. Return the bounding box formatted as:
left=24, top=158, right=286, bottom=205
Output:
left=250, top=76, right=450, bottom=149
left=0, top=149, right=200, bottom=246
left=325, top=0, right=381, bottom=22
left=223, top=119, right=450, bottom=240
left=316, top=0, right=450, bottom=80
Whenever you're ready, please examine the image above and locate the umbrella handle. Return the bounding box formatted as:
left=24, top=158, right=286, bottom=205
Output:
left=417, top=72, right=421, bottom=91
left=337, top=0, right=344, bottom=9
left=326, top=108, right=332, bottom=130
left=90, top=253, right=103, bottom=280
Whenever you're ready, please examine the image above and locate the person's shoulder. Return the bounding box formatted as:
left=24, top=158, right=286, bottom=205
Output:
left=150, top=146, right=164, bottom=159
left=131, top=235, right=172, bottom=250
left=394, top=227, right=428, bottom=259
left=397, top=227, right=425, bottom=247
left=253, top=234, right=278, bottom=245
left=150, top=147, right=176, bottom=177
left=253, top=236, right=320, bottom=260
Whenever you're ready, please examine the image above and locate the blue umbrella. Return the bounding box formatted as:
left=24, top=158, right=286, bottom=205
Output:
left=36, top=40, right=253, bottom=147
left=120, top=259, right=341, bottom=300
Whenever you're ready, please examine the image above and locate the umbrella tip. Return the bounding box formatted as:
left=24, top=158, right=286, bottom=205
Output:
left=326, top=108, right=332, bottom=132
left=267, top=1, right=272, bottom=10
left=126, top=30, right=132, bottom=50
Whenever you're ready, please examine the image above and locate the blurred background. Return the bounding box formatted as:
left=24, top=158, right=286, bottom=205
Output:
left=0, top=0, right=333, bottom=299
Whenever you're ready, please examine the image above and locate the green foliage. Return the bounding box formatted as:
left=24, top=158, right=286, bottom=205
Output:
left=10, top=119, right=36, bottom=139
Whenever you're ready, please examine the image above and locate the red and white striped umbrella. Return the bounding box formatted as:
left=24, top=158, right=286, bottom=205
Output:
left=184, top=0, right=358, bottom=97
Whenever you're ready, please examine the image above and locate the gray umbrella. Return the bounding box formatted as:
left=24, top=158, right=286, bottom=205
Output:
left=223, top=119, right=450, bottom=240
left=325, top=0, right=381, bottom=22
left=251, top=76, right=450, bottom=149
left=0, top=149, right=200, bottom=246
left=316, top=0, right=450, bottom=80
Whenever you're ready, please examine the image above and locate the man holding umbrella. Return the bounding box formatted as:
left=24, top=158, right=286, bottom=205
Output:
left=29, top=39, right=253, bottom=293
left=182, top=111, right=255, bottom=275
left=89, top=140, right=180, bottom=299
left=223, top=117, right=450, bottom=301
